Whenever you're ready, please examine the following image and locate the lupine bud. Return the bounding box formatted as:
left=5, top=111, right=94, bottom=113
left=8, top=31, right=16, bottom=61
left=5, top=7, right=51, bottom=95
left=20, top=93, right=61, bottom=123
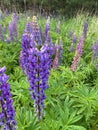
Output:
left=25, top=17, right=32, bottom=33
left=0, top=66, right=17, bottom=130
left=71, top=37, right=84, bottom=71
left=32, top=16, right=42, bottom=45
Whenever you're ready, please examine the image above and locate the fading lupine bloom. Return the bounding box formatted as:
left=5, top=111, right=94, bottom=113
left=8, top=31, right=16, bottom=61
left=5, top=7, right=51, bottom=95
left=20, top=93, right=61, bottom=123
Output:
left=53, top=38, right=63, bottom=69
left=71, top=37, right=84, bottom=71
left=0, top=66, right=17, bottom=130
left=83, top=21, right=88, bottom=39
left=45, top=16, right=50, bottom=37
left=56, top=21, right=60, bottom=34
left=0, top=24, right=4, bottom=41
left=92, top=42, right=98, bottom=70
left=20, top=16, right=55, bottom=120
left=70, top=34, right=77, bottom=52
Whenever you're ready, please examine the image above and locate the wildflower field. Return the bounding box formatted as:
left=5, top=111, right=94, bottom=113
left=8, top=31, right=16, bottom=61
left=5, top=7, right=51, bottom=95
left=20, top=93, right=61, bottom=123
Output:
left=0, top=11, right=98, bottom=130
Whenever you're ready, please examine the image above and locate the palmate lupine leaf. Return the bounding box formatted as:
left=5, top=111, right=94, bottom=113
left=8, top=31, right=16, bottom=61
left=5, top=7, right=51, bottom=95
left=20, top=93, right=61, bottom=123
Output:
left=62, top=125, right=87, bottom=130
left=10, top=79, right=32, bottom=108
left=44, top=96, right=85, bottom=130
left=69, top=85, right=98, bottom=121
left=16, top=107, right=40, bottom=130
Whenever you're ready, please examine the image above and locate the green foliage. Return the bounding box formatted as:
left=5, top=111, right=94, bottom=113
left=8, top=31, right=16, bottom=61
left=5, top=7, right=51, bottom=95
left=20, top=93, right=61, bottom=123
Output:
left=16, top=107, right=40, bottom=130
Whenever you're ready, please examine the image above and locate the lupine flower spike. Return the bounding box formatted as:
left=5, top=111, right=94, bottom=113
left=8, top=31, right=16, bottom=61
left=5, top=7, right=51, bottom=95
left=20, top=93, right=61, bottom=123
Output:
left=0, top=66, right=17, bottom=130
left=71, top=36, right=84, bottom=71
left=20, top=16, right=55, bottom=120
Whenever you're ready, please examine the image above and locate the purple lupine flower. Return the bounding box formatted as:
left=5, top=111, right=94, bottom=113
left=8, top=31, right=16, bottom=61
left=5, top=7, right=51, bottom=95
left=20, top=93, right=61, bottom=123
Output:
left=45, top=16, right=50, bottom=37
left=0, top=24, right=4, bottom=41
left=92, top=42, right=98, bottom=70
left=56, top=21, right=60, bottom=34
left=71, top=37, right=84, bottom=71
left=70, top=34, right=77, bottom=52
left=20, top=16, right=55, bottom=120
left=83, top=21, right=88, bottom=39
left=0, top=66, right=17, bottom=130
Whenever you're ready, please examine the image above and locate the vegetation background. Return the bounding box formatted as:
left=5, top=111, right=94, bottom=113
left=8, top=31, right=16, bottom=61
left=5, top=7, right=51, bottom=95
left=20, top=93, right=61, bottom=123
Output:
left=1, top=0, right=98, bottom=16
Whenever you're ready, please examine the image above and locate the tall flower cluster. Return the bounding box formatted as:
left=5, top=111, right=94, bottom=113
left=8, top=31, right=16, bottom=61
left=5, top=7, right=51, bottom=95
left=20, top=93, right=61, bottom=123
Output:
left=92, top=42, right=98, bottom=70
left=20, top=16, right=55, bottom=120
left=0, top=66, right=17, bottom=130
left=71, top=37, right=84, bottom=71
